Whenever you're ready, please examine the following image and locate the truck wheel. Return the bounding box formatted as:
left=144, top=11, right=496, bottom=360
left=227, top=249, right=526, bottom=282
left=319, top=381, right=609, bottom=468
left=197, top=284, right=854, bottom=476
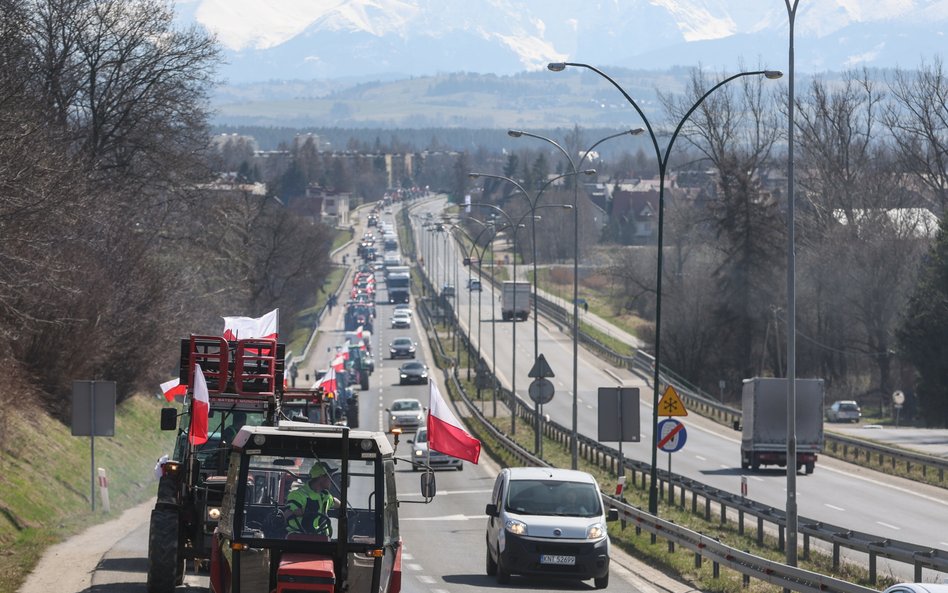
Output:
left=751, top=455, right=760, bottom=472
left=147, top=508, right=180, bottom=593
left=360, top=373, right=370, bottom=390
left=804, top=462, right=815, bottom=474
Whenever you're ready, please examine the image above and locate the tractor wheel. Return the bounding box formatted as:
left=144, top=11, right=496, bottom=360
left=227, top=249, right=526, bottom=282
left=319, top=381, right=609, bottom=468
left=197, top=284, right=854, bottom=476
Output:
left=147, top=508, right=180, bottom=593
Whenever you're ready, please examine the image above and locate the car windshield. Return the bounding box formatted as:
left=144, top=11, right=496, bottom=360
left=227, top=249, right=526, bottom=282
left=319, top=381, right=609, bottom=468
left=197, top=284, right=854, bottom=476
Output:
left=505, top=480, right=602, bottom=518
left=392, top=400, right=421, bottom=411
left=839, top=403, right=859, bottom=411
left=402, top=363, right=425, bottom=371
left=414, top=429, right=428, bottom=443
left=393, top=338, right=412, bottom=346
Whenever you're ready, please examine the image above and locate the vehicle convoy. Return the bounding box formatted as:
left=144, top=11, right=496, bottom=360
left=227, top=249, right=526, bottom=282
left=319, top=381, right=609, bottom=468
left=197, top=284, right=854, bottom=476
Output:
left=209, top=421, right=437, bottom=593
left=739, top=377, right=825, bottom=474
left=148, top=335, right=331, bottom=593
left=485, top=467, right=618, bottom=589
left=501, top=281, right=531, bottom=321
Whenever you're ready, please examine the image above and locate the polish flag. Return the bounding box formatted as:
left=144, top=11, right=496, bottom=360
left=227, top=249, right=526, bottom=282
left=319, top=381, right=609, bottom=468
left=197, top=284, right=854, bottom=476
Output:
left=188, top=365, right=210, bottom=446
left=316, top=367, right=337, bottom=395
left=222, top=308, right=279, bottom=341
left=160, top=378, right=187, bottom=402
left=427, top=380, right=480, bottom=464
left=331, top=356, right=346, bottom=372
left=356, top=325, right=364, bottom=340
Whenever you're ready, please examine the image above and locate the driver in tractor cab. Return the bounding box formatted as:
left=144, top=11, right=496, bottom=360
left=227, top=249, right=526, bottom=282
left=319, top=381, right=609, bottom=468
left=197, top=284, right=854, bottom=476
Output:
left=284, top=463, right=341, bottom=537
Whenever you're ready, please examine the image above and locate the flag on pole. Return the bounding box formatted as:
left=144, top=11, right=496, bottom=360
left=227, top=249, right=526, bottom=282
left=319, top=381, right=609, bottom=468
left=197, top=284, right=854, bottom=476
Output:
left=222, top=308, right=279, bottom=341
left=189, top=364, right=210, bottom=446
left=160, top=378, right=187, bottom=402
left=316, top=366, right=337, bottom=395
left=331, top=356, right=346, bottom=372
left=427, top=380, right=481, bottom=464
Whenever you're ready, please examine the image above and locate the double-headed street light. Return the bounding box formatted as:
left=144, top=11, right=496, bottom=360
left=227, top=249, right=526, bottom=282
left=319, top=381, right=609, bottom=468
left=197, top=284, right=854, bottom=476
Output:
left=507, top=127, right=645, bottom=469
left=469, top=170, right=577, bottom=454
left=454, top=220, right=496, bottom=381
left=548, top=61, right=782, bottom=514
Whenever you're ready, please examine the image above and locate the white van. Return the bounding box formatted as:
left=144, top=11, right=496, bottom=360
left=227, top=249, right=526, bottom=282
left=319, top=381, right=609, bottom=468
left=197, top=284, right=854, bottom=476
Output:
left=485, top=467, right=617, bottom=588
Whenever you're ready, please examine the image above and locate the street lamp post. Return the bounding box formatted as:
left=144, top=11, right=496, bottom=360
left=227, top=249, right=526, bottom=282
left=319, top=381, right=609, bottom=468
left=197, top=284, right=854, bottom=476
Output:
left=469, top=170, right=578, bottom=454
left=508, top=128, right=645, bottom=469
left=455, top=221, right=495, bottom=381
left=548, top=61, right=782, bottom=513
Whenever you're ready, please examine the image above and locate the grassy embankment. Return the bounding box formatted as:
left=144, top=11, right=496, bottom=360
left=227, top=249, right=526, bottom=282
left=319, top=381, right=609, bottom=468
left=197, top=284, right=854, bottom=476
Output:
left=0, top=395, right=175, bottom=593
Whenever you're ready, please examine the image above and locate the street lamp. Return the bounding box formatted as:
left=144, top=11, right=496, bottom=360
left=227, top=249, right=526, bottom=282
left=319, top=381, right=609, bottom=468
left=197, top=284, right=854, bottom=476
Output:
left=508, top=127, right=645, bottom=469
left=453, top=221, right=496, bottom=381
left=548, top=61, right=782, bottom=513
left=470, top=170, right=576, bottom=454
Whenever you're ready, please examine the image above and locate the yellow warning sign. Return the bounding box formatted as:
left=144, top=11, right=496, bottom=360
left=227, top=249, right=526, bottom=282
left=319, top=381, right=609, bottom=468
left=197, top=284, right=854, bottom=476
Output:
left=657, top=385, right=688, bottom=417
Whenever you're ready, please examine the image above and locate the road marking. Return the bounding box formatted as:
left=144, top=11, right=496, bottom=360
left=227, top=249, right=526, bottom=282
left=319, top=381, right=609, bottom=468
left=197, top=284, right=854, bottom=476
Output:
left=876, top=521, right=900, bottom=531
left=825, top=504, right=845, bottom=511
left=402, top=552, right=414, bottom=560
left=406, top=563, right=423, bottom=571
left=417, top=575, right=436, bottom=584
left=401, top=514, right=480, bottom=521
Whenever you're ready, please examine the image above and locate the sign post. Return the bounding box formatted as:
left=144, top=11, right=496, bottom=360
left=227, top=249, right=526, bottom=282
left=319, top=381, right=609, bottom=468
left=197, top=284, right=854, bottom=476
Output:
left=72, top=380, right=116, bottom=512
left=528, top=354, right=556, bottom=457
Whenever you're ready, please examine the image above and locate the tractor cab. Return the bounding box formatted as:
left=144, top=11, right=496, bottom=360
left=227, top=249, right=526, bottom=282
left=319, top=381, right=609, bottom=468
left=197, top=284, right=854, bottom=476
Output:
left=210, top=422, right=435, bottom=593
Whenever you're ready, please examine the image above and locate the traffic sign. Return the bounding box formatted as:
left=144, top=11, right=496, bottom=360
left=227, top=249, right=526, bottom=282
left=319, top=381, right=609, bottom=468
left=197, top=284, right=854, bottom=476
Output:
left=657, top=385, right=688, bottom=416
left=528, top=378, right=555, bottom=405
left=528, top=354, right=555, bottom=378
left=656, top=418, right=687, bottom=453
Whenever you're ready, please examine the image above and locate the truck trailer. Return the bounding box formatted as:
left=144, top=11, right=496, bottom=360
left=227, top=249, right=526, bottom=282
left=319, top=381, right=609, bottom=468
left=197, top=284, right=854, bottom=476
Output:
left=739, top=377, right=824, bottom=474
left=501, top=281, right=531, bottom=321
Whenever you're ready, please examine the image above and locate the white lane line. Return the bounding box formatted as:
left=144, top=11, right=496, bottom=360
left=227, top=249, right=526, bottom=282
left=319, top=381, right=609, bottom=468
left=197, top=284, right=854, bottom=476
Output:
left=402, top=552, right=414, bottom=561
left=876, top=521, right=900, bottom=531
left=426, top=488, right=493, bottom=495
left=417, top=576, right=436, bottom=584
left=400, top=514, right=480, bottom=521
left=694, top=455, right=707, bottom=461
left=406, top=563, right=423, bottom=571
left=825, top=504, right=846, bottom=512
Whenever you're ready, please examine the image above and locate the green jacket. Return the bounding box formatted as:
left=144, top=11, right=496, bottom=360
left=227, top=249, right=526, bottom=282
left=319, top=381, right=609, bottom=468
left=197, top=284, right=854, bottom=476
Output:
left=286, top=484, right=334, bottom=536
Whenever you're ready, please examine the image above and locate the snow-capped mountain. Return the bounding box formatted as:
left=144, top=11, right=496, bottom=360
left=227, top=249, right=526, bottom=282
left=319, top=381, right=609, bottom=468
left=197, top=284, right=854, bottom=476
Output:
left=175, top=0, right=948, bottom=84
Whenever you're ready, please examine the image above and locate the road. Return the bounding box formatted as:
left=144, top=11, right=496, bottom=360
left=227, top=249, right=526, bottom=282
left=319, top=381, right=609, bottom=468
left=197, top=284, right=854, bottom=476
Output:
left=410, top=198, right=948, bottom=583
left=19, top=201, right=685, bottom=593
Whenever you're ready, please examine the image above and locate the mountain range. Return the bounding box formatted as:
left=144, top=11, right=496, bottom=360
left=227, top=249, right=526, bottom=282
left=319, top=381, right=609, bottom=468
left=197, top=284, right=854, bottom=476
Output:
left=177, top=0, right=948, bottom=84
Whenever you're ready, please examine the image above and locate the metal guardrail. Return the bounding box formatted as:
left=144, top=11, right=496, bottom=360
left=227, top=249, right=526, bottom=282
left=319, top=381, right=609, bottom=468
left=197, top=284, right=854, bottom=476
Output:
left=406, top=204, right=948, bottom=588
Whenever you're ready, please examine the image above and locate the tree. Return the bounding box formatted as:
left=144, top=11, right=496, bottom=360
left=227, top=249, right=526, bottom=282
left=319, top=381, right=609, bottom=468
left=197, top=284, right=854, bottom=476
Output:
left=897, top=212, right=948, bottom=426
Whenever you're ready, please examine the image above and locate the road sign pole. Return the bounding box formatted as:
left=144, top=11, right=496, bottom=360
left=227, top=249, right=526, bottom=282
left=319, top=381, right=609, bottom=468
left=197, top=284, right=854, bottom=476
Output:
left=90, top=381, right=96, bottom=512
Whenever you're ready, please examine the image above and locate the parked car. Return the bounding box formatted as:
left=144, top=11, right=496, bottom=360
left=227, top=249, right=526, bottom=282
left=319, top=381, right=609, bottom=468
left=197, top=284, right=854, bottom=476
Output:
left=398, top=361, right=429, bottom=385
left=826, top=400, right=861, bottom=423
left=391, top=310, right=412, bottom=328
left=389, top=336, right=416, bottom=359
left=385, top=398, right=425, bottom=433
left=409, top=426, right=463, bottom=471
left=485, top=467, right=618, bottom=588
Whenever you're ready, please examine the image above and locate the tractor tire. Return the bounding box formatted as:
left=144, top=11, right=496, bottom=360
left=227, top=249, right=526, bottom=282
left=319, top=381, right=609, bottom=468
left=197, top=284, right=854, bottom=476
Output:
left=360, top=373, right=370, bottom=391
left=147, top=508, right=180, bottom=593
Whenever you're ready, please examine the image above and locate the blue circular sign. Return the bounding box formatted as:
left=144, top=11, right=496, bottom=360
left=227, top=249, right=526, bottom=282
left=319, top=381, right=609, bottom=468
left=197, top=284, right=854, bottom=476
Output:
left=656, top=419, right=687, bottom=453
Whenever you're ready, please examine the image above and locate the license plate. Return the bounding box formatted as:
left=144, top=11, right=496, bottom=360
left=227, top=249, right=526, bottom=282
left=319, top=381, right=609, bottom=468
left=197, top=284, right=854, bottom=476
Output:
left=540, top=554, right=576, bottom=566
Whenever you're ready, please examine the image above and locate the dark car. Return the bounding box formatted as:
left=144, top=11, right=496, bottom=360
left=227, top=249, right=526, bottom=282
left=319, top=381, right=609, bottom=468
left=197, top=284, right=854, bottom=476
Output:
left=399, top=361, right=429, bottom=385
left=389, top=336, right=416, bottom=359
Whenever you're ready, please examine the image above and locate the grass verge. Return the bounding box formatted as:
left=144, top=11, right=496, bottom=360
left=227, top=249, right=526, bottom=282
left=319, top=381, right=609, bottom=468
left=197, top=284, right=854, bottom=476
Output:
left=0, top=395, right=175, bottom=593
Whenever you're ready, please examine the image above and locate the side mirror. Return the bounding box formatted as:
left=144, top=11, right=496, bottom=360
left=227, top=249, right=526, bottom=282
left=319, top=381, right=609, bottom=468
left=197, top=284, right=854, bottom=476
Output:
left=160, top=407, right=178, bottom=431
left=485, top=503, right=498, bottom=517
left=420, top=471, right=437, bottom=499
left=606, top=508, right=619, bottom=522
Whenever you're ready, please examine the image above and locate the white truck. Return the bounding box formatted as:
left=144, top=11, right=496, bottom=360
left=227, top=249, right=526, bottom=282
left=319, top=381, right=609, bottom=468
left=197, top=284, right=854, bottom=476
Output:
left=740, top=377, right=824, bottom=474
left=501, top=281, right=531, bottom=321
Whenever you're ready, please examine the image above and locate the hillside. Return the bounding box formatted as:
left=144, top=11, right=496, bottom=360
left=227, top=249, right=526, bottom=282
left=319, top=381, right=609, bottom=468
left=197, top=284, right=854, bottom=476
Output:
left=0, top=395, right=174, bottom=592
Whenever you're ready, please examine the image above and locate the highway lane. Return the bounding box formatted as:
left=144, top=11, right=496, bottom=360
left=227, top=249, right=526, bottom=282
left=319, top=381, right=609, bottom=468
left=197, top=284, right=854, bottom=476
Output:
left=408, top=198, right=948, bottom=582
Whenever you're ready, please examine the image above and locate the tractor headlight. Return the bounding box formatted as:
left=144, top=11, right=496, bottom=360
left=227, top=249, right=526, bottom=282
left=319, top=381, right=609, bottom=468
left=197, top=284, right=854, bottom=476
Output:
left=207, top=507, right=221, bottom=521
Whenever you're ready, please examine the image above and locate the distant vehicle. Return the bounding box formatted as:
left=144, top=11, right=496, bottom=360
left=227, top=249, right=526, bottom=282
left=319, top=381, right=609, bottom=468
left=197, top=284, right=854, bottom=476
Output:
left=740, top=377, right=824, bottom=474
left=409, top=426, right=462, bottom=471
left=389, top=337, right=416, bottom=359
left=826, top=400, right=861, bottom=423
left=485, top=467, right=617, bottom=588
left=391, top=310, right=412, bottom=329
left=501, top=281, right=531, bottom=321
left=398, top=361, right=429, bottom=385
left=387, top=271, right=411, bottom=304
left=385, top=398, right=425, bottom=433
left=468, top=279, right=482, bottom=291
left=441, top=283, right=455, bottom=298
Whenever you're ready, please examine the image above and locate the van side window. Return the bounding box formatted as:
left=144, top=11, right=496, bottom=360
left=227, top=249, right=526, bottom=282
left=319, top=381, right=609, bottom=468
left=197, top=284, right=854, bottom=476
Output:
left=491, top=474, right=504, bottom=506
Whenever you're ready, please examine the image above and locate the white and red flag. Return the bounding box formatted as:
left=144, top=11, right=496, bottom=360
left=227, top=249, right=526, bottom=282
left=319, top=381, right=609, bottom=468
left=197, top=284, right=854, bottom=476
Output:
left=316, top=367, right=338, bottom=395
left=331, top=356, right=346, bottom=372
left=160, top=377, right=187, bottom=402
left=427, top=380, right=481, bottom=464
left=188, top=364, right=210, bottom=446
left=222, top=308, right=279, bottom=341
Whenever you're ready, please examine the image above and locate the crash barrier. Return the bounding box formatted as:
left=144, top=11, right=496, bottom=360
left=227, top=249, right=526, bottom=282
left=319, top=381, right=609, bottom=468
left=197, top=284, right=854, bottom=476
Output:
left=403, top=212, right=948, bottom=587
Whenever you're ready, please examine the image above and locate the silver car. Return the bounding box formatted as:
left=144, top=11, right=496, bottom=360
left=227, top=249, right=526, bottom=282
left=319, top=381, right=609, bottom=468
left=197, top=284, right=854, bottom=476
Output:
left=826, top=400, right=861, bottom=423
left=409, top=427, right=463, bottom=471
left=385, top=398, right=425, bottom=433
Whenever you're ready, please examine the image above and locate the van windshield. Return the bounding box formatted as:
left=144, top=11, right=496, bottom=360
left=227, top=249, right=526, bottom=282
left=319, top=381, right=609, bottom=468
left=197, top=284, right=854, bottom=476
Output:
left=505, top=480, right=602, bottom=517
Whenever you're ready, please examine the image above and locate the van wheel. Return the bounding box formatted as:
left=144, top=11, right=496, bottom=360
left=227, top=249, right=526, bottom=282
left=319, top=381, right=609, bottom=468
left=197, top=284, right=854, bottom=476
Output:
left=496, top=551, right=511, bottom=584
left=594, top=573, right=609, bottom=589
left=485, top=546, right=497, bottom=576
